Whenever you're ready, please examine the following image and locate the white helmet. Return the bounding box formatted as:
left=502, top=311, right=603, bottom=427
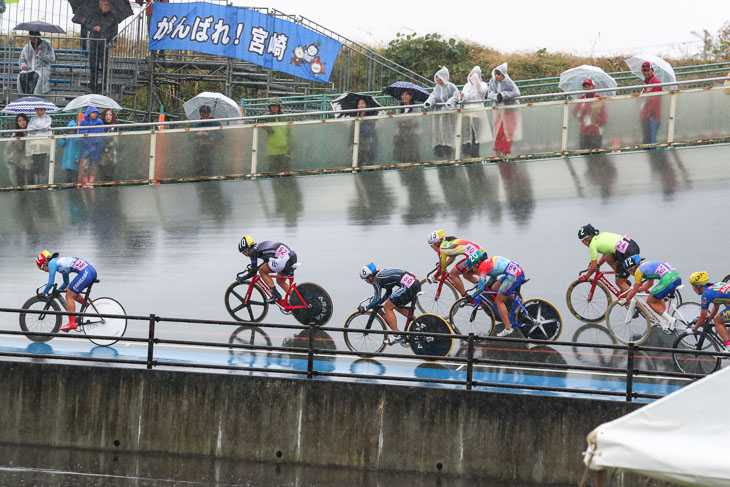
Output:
left=427, top=229, right=445, bottom=245
left=360, top=262, right=376, bottom=279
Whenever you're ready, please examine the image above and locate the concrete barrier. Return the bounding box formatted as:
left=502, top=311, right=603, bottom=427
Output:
left=0, top=360, right=642, bottom=484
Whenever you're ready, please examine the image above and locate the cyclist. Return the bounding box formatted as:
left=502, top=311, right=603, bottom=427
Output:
left=36, top=250, right=97, bottom=332
left=577, top=223, right=640, bottom=293
left=427, top=229, right=486, bottom=296
left=618, top=255, right=682, bottom=332
left=468, top=255, right=525, bottom=337
left=237, top=236, right=297, bottom=303
left=359, top=263, right=421, bottom=346
left=687, top=271, right=730, bottom=352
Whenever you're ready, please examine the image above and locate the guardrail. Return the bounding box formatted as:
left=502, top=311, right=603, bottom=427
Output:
left=1, top=306, right=723, bottom=402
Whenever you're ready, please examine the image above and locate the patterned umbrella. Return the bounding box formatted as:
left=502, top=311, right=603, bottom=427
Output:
left=383, top=81, right=430, bottom=103
left=1, top=97, right=59, bottom=114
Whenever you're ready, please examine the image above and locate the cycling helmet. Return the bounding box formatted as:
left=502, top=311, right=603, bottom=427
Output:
left=689, top=271, right=709, bottom=286
left=427, top=229, right=445, bottom=245
left=359, top=262, right=377, bottom=280
left=36, top=250, right=52, bottom=270
left=577, top=224, right=598, bottom=240
left=622, top=254, right=642, bottom=271
left=237, top=235, right=255, bottom=253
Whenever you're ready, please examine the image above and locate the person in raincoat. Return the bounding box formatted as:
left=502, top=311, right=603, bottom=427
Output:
left=17, top=32, right=56, bottom=95
left=393, top=89, right=421, bottom=164
left=460, top=66, right=493, bottom=158
left=58, top=117, right=82, bottom=183
left=487, top=63, right=522, bottom=157
left=3, top=114, right=33, bottom=186
left=77, top=105, right=105, bottom=184
left=263, top=97, right=290, bottom=172
left=572, top=78, right=607, bottom=150
left=26, top=107, right=52, bottom=184
left=424, top=67, right=460, bottom=159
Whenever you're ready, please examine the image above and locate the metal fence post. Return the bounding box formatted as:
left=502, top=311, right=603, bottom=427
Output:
left=351, top=119, right=360, bottom=170
left=667, top=92, right=677, bottom=144
left=251, top=127, right=259, bottom=176
left=47, top=138, right=56, bottom=185
left=561, top=102, right=570, bottom=152
left=148, top=131, right=157, bottom=181
left=454, top=110, right=463, bottom=160
left=146, top=313, right=157, bottom=370
left=307, top=323, right=315, bottom=379
left=466, top=333, right=475, bottom=390
left=626, top=342, right=635, bottom=402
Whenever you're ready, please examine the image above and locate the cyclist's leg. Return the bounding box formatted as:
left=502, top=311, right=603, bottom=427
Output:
left=382, top=299, right=400, bottom=332
left=714, top=314, right=730, bottom=347
left=258, top=262, right=275, bottom=288
left=273, top=252, right=296, bottom=294
left=649, top=274, right=681, bottom=328
left=63, top=266, right=97, bottom=330
left=449, top=258, right=470, bottom=295
left=610, top=255, right=631, bottom=293
left=494, top=275, right=519, bottom=331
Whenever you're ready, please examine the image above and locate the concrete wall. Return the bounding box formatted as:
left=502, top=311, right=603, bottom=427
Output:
left=0, top=360, right=643, bottom=485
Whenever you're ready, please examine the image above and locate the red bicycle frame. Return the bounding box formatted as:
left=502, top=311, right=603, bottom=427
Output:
left=244, top=273, right=308, bottom=311
left=585, top=269, right=623, bottom=301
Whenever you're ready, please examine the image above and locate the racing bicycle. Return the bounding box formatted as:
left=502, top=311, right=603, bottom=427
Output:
left=224, top=263, right=333, bottom=327
left=415, top=266, right=462, bottom=318
left=19, top=281, right=127, bottom=346
left=671, top=309, right=730, bottom=376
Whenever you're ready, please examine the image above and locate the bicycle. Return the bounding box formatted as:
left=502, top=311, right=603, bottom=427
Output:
left=448, top=279, right=563, bottom=342
left=343, top=295, right=454, bottom=360
left=566, top=268, right=683, bottom=323
left=604, top=288, right=696, bottom=345
left=224, top=263, right=333, bottom=327
left=671, top=311, right=730, bottom=376
left=415, top=266, right=462, bottom=318
left=19, top=281, right=127, bottom=346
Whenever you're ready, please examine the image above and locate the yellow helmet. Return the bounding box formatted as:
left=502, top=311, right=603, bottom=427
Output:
left=689, top=271, right=709, bottom=286
left=36, top=250, right=52, bottom=269
left=237, top=235, right=255, bottom=253
left=427, top=229, right=446, bottom=245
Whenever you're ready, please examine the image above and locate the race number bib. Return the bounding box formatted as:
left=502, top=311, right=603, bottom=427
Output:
left=468, top=251, right=483, bottom=266
left=400, top=274, right=416, bottom=288
left=71, top=259, right=87, bottom=271
left=614, top=235, right=631, bottom=253
left=275, top=245, right=289, bottom=259
left=506, top=262, right=520, bottom=276
left=655, top=263, right=675, bottom=277
left=463, top=244, right=478, bottom=256
left=719, top=284, right=730, bottom=294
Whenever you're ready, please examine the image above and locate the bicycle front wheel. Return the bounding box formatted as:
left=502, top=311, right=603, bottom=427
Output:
left=290, top=282, right=333, bottom=327
left=343, top=311, right=388, bottom=357
left=407, top=314, right=453, bottom=360
left=565, top=279, right=612, bottom=323
left=448, top=297, right=495, bottom=337
left=224, top=282, right=269, bottom=323
left=605, top=300, right=651, bottom=345
left=416, top=278, right=459, bottom=318
left=514, top=298, right=563, bottom=342
left=83, top=297, right=127, bottom=346
left=672, top=331, right=722, bottom=376
left=673, top=302, right=701, bottom=329
left=19, top=296, right=62, bottom=342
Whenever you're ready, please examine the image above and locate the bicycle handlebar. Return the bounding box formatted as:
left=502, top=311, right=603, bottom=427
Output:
left=425, top=265, right=440, bottom=280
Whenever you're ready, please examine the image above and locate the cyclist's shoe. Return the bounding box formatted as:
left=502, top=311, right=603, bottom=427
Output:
left=60, top=322, right=77, bottom=332
left=390, top=336, right=409, bottom=347
left=265, top=289, right=282, bottom=304
left=497, top=327, right=514, bottom=337
left=666, top=315, right=677, bottom=331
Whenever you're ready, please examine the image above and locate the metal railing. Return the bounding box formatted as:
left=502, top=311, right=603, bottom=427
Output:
left=1, top=305, right=722, bottom=402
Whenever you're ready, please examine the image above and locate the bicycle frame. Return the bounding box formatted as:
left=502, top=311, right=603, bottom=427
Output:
left=244, top=272, right=308, bottom=312
left=473, top=288, right=526, bottom=327
left=425, top=266, right=461, bottom=301
left=36, top=282, right=96, bottom=324
left=355, top=296, right=416, bottom=332
left=625, top=291, right=681, bottom=326
left=586, top=269, right=622, bottom=300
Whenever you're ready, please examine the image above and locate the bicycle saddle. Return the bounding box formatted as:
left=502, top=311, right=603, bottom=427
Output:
left=291, top=263, right=302, bottom=269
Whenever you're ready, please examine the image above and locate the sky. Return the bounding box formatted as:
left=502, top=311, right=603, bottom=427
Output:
left=232, top=0, right=728, bottom=58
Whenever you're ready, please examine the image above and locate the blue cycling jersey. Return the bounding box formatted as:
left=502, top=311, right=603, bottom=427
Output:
left=700, top=282, right=730, bottom=310
left=43, top=257, right=92, bottom=294
left=366, top=269, right=417, bottom=310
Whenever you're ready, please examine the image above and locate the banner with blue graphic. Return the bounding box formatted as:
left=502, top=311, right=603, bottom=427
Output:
left=149, top=2, right=342, bottom=83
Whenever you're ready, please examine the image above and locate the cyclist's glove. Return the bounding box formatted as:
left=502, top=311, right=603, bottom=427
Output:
left=236, top=272, right=251, bottom=284
left=36, top=291, right=46, bottom=299
left=357, top=305, right=366, bottom=314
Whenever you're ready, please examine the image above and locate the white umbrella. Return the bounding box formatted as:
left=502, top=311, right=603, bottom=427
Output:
left=625, top=54, right=677, bottom=90
left=183, top=92, right=241, bottom=123
left=559, top=65, right=617, bottom=98
left=1, top=96, right=58, bottom=114
left=62, top=94, right=122, bottom=112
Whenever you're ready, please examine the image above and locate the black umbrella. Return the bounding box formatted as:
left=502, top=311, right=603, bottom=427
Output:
left=14, top=21, right=66, bottom=34
left=383, top=81, right=430, bottom=103
left=330, top=92, right=382, bottom=118
left=68, top=0, right=134, bottom=24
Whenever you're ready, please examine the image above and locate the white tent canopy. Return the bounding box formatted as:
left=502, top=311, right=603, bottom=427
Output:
left=584, top=366, right=730, bottom=486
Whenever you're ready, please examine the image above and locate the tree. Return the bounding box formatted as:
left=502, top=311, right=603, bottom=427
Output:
left=382, top=33, right=475, bottom=81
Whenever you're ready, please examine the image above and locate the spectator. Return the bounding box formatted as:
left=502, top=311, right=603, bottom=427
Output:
left=424, top=66, right=459, bottom=159
left=78, top=105, right=105, bottom=184
left=192, top=105, right=222, bottom=176
left=487, top=62, right=522, bottom=157
left=355, top=98, right=378, bottom=164
left=460, top=66, right=492, bottom=158
left=17, top=31, right=55, bottom=95
left=263, top=97, right=290, bottom=172
left=573, top=78, right=607, bottom=150
left=393, top=89, right=421, bottom=164
left=26, top=107, right=52, bottom=184
left=639, top=61, right=662, bottom=145
left=3, top=114, right=32, bottom=186
left=58, top=116, right=82, bottom=183
left=85, top=0, right=118, bottom=94
left=99, top=108, right=118, bottom=180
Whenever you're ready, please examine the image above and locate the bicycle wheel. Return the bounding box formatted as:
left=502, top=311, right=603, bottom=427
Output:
left=514, top=298, right=563, bottom=342
left=416, top=278, right=459, bottom=318
left=571, top=324, right=620, bottom=367
left=605, top=300, right=651, bottom=345
left=673, top=302, right=701, bottom=330
left=289, top=282, right=333, bottom=327
left=448, top=297, right=495, bottom=337
left=224, top=281, right=269, bottom=323
left=343, top=311, right=388, bottom=357
left=722, top=274, right=730, bottom=283
left=19, top=296, right=62, bottom=342
left=672, top=331, right=722, bottom=376
left=565, top=279, right=613, bottom=323
left=407, top=313, right=453, bottom=360
left=82, top=297, right=127, bottom=346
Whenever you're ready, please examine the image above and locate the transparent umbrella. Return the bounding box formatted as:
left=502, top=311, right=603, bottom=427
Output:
left=183, top=92, right=241, bottom=125
left=63, top=94, right=122, bottom=112
left=625, top=54, right=677, bottom=90
left=559, top=65, right=617, bottom=98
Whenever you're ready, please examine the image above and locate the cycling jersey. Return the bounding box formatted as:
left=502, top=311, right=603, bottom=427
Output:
left=438, top=238, right=483, bottom=273
left=43, top=257, right=97, bottom=295
left=474, top=256, right=524, bottom=296
left=366, top=269, right=419, bottom=310
left=634, top=261, right=682, bottom=299
left=700, top=283, right=730, bottom=310
left=588, top=232, right=632, bottom=260
left=248, top=241, right=297, bottom=276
